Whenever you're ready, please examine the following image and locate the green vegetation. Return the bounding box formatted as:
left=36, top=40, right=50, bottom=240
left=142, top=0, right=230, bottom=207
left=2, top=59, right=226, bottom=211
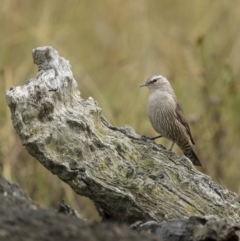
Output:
left=1, top=0, right=240, bottom=220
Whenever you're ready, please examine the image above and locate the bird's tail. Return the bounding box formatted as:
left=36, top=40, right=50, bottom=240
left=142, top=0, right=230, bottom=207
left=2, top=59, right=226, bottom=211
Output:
left=183, top=146, right=202, bottom=167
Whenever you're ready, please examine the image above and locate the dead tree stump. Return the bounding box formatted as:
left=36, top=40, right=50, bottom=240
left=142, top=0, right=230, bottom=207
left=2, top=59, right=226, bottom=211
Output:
left=6, top=46, right=240, bottom=224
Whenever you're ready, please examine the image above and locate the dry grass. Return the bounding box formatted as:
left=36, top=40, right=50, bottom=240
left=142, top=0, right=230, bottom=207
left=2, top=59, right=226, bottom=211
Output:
left=1, top=0, right=240, bottom=220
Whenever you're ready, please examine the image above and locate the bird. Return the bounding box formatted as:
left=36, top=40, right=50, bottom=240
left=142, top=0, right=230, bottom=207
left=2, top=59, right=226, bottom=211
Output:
left=140, top=75, right=202, bottom=166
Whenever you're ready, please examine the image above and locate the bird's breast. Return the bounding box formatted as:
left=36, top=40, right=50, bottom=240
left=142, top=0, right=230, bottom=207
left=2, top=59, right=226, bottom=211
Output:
left=147, top=92, right=176, bottom=138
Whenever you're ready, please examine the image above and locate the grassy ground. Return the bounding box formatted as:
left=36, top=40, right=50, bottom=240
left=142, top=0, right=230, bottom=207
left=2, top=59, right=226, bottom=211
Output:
left=1, top=0, right=240, bottom=220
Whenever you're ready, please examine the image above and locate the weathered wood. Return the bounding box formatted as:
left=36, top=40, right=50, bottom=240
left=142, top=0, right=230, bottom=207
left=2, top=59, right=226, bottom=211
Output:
left=6, top=46, right=240, bottom=224
left=1, top=175, right=239, bottom=241
left=0, top=175, right=158, bottom=241
left=131, top=217, right=240, bottom=241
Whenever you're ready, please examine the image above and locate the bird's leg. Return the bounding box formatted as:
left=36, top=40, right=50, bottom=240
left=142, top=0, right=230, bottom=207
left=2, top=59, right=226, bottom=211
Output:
left=150, top=135, right=162, bottom=140
left=169, top=142, right=175, bottom=151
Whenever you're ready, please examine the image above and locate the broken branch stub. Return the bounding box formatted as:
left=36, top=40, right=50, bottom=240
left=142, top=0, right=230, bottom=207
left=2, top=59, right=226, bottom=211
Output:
left=6, top=46, right=240, bottom=224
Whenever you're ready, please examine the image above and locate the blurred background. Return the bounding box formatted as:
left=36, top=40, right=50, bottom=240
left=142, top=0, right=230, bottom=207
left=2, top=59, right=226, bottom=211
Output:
left=1, top=0, right=240, bottom=220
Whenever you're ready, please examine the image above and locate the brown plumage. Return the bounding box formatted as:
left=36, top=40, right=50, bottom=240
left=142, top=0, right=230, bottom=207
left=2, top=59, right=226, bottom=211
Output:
left=140, top=75, right=202, bottom=166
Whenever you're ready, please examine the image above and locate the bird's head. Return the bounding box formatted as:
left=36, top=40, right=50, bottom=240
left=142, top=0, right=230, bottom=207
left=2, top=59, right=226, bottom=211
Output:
left=140, top=75, right=173, bottom=93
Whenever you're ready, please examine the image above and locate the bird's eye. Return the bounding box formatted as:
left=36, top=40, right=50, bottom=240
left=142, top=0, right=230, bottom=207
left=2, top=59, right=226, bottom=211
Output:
left=151, top=79, right=158, bottom=84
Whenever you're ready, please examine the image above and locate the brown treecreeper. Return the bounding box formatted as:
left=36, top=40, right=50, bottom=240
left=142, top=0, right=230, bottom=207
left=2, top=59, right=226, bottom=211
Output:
left=140, top=75, right=202, bottom=166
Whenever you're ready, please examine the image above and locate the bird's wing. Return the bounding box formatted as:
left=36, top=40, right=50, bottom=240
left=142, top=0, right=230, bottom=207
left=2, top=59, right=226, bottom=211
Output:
left=175, top=101, right=195, bottom=145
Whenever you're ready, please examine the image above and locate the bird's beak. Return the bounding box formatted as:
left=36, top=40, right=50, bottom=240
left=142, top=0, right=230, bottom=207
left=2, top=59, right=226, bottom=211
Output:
left=140, top=83, right=147, bottom=87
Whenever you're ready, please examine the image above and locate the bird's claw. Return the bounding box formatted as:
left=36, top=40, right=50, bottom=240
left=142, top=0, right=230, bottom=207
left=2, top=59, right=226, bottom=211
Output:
left=141, top=135, right=154, bottom=141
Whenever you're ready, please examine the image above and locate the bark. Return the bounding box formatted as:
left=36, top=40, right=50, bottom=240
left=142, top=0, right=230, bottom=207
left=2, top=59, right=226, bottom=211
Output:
left=6, top=46, right=240, bottom=224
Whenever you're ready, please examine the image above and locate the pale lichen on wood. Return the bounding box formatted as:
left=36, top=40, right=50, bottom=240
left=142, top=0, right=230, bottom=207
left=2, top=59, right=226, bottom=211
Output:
left=6, top=46, right=240, bottom=224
